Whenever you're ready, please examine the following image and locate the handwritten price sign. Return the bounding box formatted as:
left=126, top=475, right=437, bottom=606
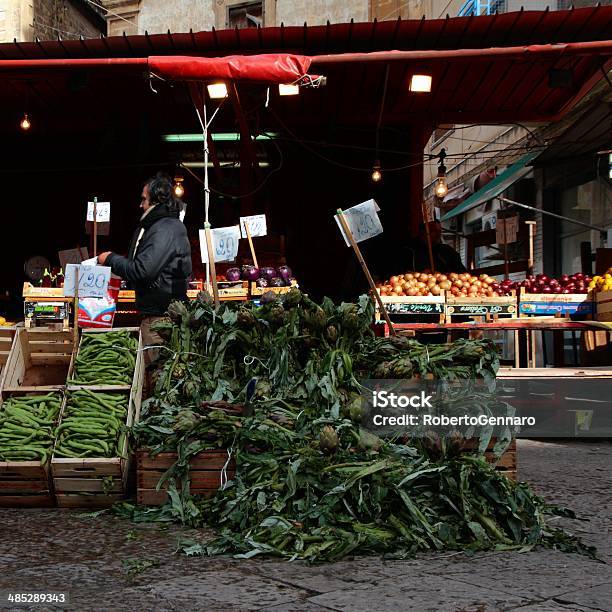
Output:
left=86, top=201, right=111, bottom=223
left=63, top=264, right=111, bottom=298
left=239, top=214, right=267, bottom=238
left=199, top=226, right=241, bottom=263
left=336, top=199, right=383, bottom=246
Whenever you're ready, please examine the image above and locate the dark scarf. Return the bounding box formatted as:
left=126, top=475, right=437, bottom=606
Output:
left=127, top=205, right=177, bottom=260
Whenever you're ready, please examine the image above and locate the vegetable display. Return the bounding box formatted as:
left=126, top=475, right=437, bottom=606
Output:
left=54, top=390, right=128, bottom=459
left=69, top=331, right=137, bottom=386
left=498, top=273, right=592, bottom=295
left=0, top=393, right=61, bottom=463
left=120, top=290, right=593, bottom=563
left=378, top=272, right=498, bottom=297
left=225, top=264, right=296, bottom=287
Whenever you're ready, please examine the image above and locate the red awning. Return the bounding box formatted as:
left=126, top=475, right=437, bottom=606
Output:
left=149, top=54, right=311, bottom=83
left=0, top=53, right=313, bottom=84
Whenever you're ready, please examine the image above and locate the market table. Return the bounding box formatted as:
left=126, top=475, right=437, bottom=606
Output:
left=379, top=319, right=612, bottom=368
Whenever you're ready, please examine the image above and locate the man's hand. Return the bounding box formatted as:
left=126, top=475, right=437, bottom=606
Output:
left=98, top=252, right=112, bottom=266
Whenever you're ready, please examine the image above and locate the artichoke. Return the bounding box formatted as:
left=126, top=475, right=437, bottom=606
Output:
left=357, top=428, right=382, bottom=452
left=167, top=301, right=190, bottom=324
left=444, top=430, right=466, bottom=458
left=303, top=305, right=327, bottom=331
left=282, top=287, right=303, bottom=308
left=183, top=380, right=199, bottom=399
left=319, top=425, right=339, bottom=454
left=173, top=409, right=199, bottom=434
left=373, top=361, right=392, bottom=378
left=325, top=324, right=338, bottom=344
left=237, top=308, right=256, bottom=329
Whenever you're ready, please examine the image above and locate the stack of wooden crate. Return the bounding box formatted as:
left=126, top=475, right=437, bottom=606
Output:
left=50, top=328, right=143, bottom=507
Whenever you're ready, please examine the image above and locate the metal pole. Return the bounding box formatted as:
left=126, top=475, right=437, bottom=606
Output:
left=203, top=84, right=210, bottom=290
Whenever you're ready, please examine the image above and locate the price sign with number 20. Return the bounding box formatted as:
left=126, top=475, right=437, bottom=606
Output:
left=199, top=226, right=241, bottom=263
left=63, top=264, right=111, bottom=298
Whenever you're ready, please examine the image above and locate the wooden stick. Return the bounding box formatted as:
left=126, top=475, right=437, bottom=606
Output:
left=204, top=223, right=220, bottom=308
left=244, top=222, right=259, bottom=269
left=93, top=197, right=98, bottom=257
left=421, top=200, right=435, bottom=273
left=502, top=217, right=509, bottom=280
left=73, top=266, right=80, bottom=346
left=526, top=220, right=536, bottom=276
left=336, top=209, right=396, bottom=336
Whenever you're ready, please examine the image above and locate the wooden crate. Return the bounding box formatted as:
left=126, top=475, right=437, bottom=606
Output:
left=66, top=327, right=139, bottom=390
left=377, top=293, right=446, bottom=323
left=445, top=293, right=517, bottom=322
left=464, top=438, right=517, bottom=480
left=0, top=389, right=64, bottom=507
left=52, top=341, right=144, bottom=507
left=595, top=291, right=612, bottom=322
left=136, top=449, right=236, bottom=506
left=1, top=328, right=74, bottom=393
left=0, top=327, right=17, bottom=383
left=250, top=280, right=298, bottom=297
left=518, top=288, right=594, bottom=318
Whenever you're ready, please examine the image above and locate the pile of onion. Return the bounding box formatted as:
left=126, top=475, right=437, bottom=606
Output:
left=497, top=273, right=592, bottom=295
left=378, top=272, right=498, bottom=298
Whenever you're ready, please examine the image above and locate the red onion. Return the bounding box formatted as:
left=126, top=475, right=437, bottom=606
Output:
left=277, top=265, right=293, bottom=282
left=226, top=267, right=242, bottom=282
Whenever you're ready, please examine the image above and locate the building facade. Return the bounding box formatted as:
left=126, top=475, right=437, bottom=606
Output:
left=0, top=0, right=105, bottom=43
left=420, top=0, right=611, bottom=283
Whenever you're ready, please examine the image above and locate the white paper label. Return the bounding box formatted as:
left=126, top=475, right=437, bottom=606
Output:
left=87, top=201, right=111, bottom=222
left=199, top=226, right=241, bottom=263
left=63, top=264, right=111, bottom=298
left=336, top=199, right=383, bottom=246
left=240, top=214, right=267, bottom=238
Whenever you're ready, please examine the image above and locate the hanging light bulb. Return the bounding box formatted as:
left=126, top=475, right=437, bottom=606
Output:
left=20, top=113, right=31, bottom=131
left=434, top=148, right=448, bottom=198
left=173, top=176, right=185, bottom=198
left=435, top=174, right=448, bottom=198
left=371, top=161, right=382, bottom=183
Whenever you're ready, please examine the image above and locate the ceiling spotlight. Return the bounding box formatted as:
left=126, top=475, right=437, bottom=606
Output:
left=279, top=84, right=299, bottom=96
left=207, top=83, right=228, bottom=99
left=371, top=161, right=382, bottom=183
left=409, top=74, right=432, bottom=93
left=20, top=113, right=31, bottom=131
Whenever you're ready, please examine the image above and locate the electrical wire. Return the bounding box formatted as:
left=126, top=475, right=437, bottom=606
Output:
left=32, top=18, right=87, bottom=39
left=85, top=0, right=135, bottom=27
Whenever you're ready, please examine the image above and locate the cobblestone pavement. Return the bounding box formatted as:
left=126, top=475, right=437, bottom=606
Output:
left=0, top=440, right=610, bottom=611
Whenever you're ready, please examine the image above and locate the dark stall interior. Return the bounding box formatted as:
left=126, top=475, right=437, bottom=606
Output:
left=0, top=65, right=422, bottom=318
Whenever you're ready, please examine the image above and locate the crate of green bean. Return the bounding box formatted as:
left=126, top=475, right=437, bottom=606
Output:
left=0, top=391, right=62, bottom=507
left=51, top=389, right=134, bottom=507
left=68, top=329, right=139, bottom=388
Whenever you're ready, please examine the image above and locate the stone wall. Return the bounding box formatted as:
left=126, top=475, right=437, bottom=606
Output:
left=139, top=0, right=213, bottom=35
left=32, top=0, right=105, bottom=41
left=275, top=0, right=368, bottom=26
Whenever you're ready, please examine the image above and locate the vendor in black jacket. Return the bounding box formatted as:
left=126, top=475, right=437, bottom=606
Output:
left=98, top=173, right=192, bottom=366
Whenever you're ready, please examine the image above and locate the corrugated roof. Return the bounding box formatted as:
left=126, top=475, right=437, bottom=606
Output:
left=1, top=6, right=610, bottom=60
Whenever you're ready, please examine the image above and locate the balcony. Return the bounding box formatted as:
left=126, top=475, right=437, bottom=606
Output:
left=458, top=0, right=506, bottom=16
